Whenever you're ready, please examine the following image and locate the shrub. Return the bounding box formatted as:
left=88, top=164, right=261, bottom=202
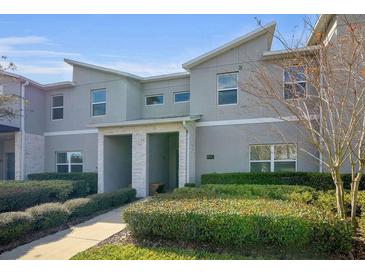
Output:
left=169, top=184, right=316, bottom=204
left=0, top=180, right=75, bottom=213
left=201, top=172, right=365, bottom=190
left=26, top=203, right=69, bottom=230
left=27, top=172, right=98, bottom=196
left=0, top=211, right=33, bottom=245
left=124, top=198, right=353, bottom=254
left=64, top=198, right=97, bottom=218
left=65, top=188, right=136, bottom=218
left=184, top=183, right=196, bottom=187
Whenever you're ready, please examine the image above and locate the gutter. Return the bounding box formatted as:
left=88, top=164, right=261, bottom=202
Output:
left=20, top=81, right=29, bottom=180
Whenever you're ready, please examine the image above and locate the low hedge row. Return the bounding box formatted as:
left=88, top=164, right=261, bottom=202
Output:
left=0, top=188, right=136, bottom=245
left=0, top=181, right=76, bottom=213
left=27, top=172, right=98, bottom=196
left=201, top=172, right=365, bottom=190
left=124, top=197, right=353, bottom=254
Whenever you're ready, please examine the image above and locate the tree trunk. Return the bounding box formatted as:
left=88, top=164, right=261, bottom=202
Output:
left=332, top=170, right=346, bottom=219
left=350, top=180, right=359, bottom=225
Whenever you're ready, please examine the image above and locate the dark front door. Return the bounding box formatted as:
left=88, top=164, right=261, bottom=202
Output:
left=6, top=152, right=15, bottom=180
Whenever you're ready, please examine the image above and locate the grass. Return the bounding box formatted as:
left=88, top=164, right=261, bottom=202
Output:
left=71, top=243, right=252, bottom=260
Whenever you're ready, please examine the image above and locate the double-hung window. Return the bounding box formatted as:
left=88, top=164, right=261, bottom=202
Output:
left=146, top=94, right=164, bottom=106
left=91, top=89, right=106, bottom=116
left=249, top=144, right=297, bottom=172
left=283, top=66, right=307, bottom=99
left=174, top=91, right=190, bottom=103
left=56, top=152, right=83, bottom=173
left=51, top=95, right=63, bottom=120
left=217, top=72, right=238, bottom=105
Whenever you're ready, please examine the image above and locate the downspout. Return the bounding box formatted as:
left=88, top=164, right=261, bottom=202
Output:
left=20, top=81, right=29, bottom=180
left=319, top=49, right=324, bottom=173
left=182, top=121, right=189, bottom=185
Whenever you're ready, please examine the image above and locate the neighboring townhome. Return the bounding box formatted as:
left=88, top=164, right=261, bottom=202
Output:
left=0, top=14, right=362, bottom=197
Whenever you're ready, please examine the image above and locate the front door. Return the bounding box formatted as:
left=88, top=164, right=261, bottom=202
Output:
left=6, top=152, right=15, bottom=180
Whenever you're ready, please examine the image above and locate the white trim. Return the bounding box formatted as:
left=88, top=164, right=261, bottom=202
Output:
left=249, top=144, right=297, bottom=172
left=145, top=94, right=164, bottom=106
left=196, top=116, right=298, bottom=127
left=44, top=129, right=98, bottom=137
left=51, top=94, right=64, bottom=121
left=173, top=91, right=190, bottom=104
left=217, top=72, right=238, bottom=106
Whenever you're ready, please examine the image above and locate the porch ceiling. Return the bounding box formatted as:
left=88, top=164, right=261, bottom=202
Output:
left=88, top=115, right=201, bottom=129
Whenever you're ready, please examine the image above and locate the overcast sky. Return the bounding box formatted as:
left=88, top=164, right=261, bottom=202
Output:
left=0, top=14, right=317, bottom=84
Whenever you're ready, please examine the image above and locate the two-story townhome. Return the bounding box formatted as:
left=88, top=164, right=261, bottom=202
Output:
left=0, top=14, right=362, bottom=197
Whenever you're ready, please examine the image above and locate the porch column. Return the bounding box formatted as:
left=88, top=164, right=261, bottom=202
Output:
left=14, top=131, right=22, bottom=180
left=178, top=130, right=187, bottom=188
left=132, top=133, right=148, bottom=197
left=97, top=132, right=104, bottom=193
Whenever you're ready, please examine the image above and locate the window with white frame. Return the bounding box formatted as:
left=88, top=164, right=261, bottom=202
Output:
left=249, top=144, right=297, bottom=172
left=51, top=95, right=63, bottom=120
left=174, top=91, right=190, bottom=103
left=146, top=94, right=164, bottom=105
left=91, top=89, right=106, bottom=116
left=217, top=72, right=238, bottom=105
left=56, top=152, right=83, bottom=173
left=283, top=66, right=307, bottom=99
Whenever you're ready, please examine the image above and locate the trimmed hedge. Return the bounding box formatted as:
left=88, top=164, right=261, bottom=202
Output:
left=27, top=172, right=98, bottom=196
left=26, top=203, right=69, bottom=230
left=172, top=184, right=316, bottom=204
left=124, top=198, right=353, bottom=254
left=65, top=188, right=136, bottom=218
left=201, top=172, right=365, bottom=190
left=0, top=181, right=75, bottom=213
left=0, top=188, right=136, bottom=245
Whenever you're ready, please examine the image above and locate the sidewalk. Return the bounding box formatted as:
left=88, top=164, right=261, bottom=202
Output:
left=0, top=206, right=127, bottom=260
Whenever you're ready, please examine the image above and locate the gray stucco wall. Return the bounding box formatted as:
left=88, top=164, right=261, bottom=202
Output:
left=103, top=135, right=132, bottom=192
left=194, top=122, right=319, bottom=183
left=44, top=133, right=98, bottom=172
left=25, top=85, right=45, bottom=135
left=142, top=77, right=190, bottom=119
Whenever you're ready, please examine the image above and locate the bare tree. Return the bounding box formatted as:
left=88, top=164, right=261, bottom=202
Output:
left=243, top=16, right=365, bottom=224
left=0, top=56, right=20, bottom=120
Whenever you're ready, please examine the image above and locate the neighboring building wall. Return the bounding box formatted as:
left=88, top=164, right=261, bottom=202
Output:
left=142, top=77, right=190, bottom=119
left=0, top=77, right=21, bottom=129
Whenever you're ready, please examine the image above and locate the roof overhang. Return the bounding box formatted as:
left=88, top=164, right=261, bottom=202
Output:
left=182, top=21, right=277, bottom=70
left=0, top=124, right=20, bottom=133
left=0, top=71, right=75, bottom=91
left=89, top=115, right=202, bottom=128
left=262, top=45, right=320, bottom=60
left=307, top=14, right=335, bottom=46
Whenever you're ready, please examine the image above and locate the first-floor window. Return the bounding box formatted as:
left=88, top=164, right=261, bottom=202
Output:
left=249, top=144, right=297, bottom=172
left=56, top=152, right=83, bottom=173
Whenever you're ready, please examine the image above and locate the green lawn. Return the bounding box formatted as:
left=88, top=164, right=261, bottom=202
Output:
left=71, top=244, right=251, bottom=260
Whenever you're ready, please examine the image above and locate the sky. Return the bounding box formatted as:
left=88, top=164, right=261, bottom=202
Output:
left=0, top=14, right=317, bottom=84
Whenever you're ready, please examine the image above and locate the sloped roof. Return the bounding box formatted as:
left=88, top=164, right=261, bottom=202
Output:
left=307, top=14, right=335, bottom=46
left=182, top=21, right=277, bottom=70
left=0, top=71, right=75, bottom=91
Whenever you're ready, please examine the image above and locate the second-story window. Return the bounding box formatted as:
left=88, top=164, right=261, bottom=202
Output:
left=91, top=89, right=106, bottom=116
left=217, top=72, right=238, bottom=105
left=146, top=94, right=164, bottom=106
left=283, top=66, right=307, bottom=100
left=174, top=91, right=190, bottom=103
left=51, top=95, right=63, bottom=120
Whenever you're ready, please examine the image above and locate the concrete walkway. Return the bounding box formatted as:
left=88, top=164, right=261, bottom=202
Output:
left=0, top=206, right=128, bottom=260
